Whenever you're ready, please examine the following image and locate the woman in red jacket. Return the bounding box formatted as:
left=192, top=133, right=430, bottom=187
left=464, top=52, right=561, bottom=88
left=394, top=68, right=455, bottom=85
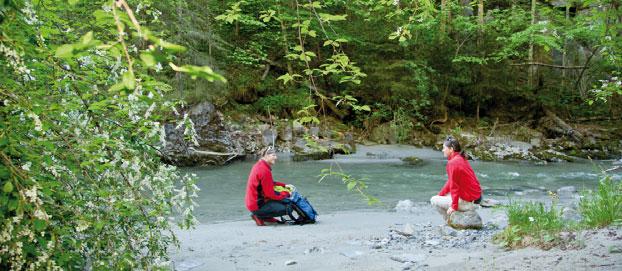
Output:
left=430, top=136, right=482, bottom=221
left=245, top=146, right=291, bottom=226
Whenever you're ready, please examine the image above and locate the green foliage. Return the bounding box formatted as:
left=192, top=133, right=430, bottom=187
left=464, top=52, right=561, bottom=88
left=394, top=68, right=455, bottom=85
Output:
left=318, top=165, right=379, bottom=206
left=390, top=108, right=414, bottom=144
left=255, top=91, right=311, bottom=116
left=0, top=0, right=224, bottom=269
left=579, top=175, right=622, bottom=228
left=494, top=200, right=564, bottom=249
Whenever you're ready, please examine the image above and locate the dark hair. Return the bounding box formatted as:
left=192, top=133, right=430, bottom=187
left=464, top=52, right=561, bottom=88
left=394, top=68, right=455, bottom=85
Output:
left=444, top=136, right=466, bottom=158
left=260, top=145, right=276, bottom=157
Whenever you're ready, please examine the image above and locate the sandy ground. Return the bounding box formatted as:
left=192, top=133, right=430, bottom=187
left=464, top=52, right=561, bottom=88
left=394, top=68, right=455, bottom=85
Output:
left=170, top=206, right=622, bottom=271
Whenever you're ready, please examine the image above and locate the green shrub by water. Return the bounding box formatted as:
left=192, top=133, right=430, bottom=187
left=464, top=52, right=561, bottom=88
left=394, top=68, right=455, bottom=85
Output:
left=494, top=201, right=564, bottom=249
left=496, top=174, right=622, bottom=250
left=579, top=176, right=622, bottom=228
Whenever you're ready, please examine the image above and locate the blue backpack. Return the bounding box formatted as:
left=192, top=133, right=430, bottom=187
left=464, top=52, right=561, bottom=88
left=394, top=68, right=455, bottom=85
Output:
left=283, top=191, right=317, bottom=225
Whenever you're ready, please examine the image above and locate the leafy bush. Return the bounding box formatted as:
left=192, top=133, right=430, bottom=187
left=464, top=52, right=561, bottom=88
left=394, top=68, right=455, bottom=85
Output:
left=0, top=1, right=220, bottom=269
left=579, top=176, right=622, bottom=228
left=255, top=92, right=311, bottom=116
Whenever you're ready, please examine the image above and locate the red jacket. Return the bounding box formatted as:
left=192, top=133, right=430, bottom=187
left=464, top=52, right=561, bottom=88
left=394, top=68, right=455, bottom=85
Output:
left=438, top=152, right=482, bottom=210
left=245, top=159, right=288, bottom=212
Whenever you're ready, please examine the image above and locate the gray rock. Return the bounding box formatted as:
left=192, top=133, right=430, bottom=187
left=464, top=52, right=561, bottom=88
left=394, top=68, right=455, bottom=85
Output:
left=284, top=260, right=297, bottom=266
left=480, top=198, right=501, bottom=208
left=402, top=224, right=416, bottom=236
left=609, top=245, right=622, bottom=254
left=292, top=122, right=305, bottom=135
left=160, top=101, right=244, bottom=166
left=448, top=210, right=483, bottom=230
left=304, top=246, right=323, bottom=254
left=262, top=128, right=276, bottom=145
left=401, top=156, right=424, bottom=166
left=558, top=231, right=576, bottom=242
left=309, top=126, right=320, bottom=138
left=281, top=125, right=293, bottom=141
left=439, top=225, right=458, bottom=237
left=424, top=239, right=440, bottom=246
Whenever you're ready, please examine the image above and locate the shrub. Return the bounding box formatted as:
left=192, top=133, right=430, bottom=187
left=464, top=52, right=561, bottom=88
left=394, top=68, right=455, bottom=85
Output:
left=579, top=176, right=622, bottom=228
left=494, top=201, right=564, bottom=249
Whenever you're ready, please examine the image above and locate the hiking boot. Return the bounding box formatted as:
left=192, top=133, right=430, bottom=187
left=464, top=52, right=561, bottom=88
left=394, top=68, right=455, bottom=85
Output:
left=251, top=214, right=265, bottom=226
left=263, top=217, right=284, bottom=224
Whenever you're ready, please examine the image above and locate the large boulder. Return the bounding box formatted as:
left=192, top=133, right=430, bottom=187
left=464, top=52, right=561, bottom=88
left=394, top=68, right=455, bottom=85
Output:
left=160, top=101, right=246, bottom=166
left=448, top=210, right=483, bottom=230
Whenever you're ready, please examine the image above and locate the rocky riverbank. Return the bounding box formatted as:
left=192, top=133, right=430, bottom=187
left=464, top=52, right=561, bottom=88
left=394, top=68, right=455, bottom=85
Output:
left=159, top=102, right=622, bottom=166
left=170, top=205, right=622, bottom=271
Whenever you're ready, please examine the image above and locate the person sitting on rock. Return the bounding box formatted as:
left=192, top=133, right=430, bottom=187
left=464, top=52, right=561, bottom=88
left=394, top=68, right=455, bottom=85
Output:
left=245, top=146, right=292, bottom=226
left=430, top=136, right=482, bottom=221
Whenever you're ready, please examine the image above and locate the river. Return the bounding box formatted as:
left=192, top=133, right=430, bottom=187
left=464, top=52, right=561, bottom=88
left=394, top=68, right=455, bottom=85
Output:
left=183, top=145, right=620, bottom=224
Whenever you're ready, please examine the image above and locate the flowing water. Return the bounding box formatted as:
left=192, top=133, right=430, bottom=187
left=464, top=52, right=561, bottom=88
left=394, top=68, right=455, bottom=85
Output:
left=183, top=145, right=621, bottom=224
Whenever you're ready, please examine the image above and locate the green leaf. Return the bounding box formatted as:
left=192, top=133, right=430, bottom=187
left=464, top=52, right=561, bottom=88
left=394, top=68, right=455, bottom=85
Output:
left=140, top=52, right=156, bottom=67
left=277, top=73, right=294, bottom=84
left=80, top=31, right=93, bottom=46
left=33, top=219, right=47, bottom=231
left=55, top=44, right=74, bottom=58
left=2, top=181, right=13, bottom=193
left=158, top=40, right=187, bottom=52
left=68, top=0, right=79, bottom=5
left=122, top=71, right=136, bottom=90
left=0, top=165, right=9, bottom=180
left=169, top=63, right=227, bottom=82
left=347, top=181, right=356, bottom=191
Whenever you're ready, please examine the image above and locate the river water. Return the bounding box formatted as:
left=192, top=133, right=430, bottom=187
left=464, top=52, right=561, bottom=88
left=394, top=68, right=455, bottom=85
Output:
left=183, top=145, right=620, bottom=224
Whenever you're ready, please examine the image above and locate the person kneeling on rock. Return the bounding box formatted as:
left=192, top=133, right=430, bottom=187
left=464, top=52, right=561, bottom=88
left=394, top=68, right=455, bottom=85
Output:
left=245, top=146, right=293, bottom=226
left=430, top=136, right=482, bottom=222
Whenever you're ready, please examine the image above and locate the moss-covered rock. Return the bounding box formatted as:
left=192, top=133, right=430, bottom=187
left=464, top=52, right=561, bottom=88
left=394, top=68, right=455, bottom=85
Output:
left=401, top=156, right=424, bottom=166
left=532, top=149, right=575, bottom=162
left=292, top=150, right=332, bottom=162
left=369, top=123, right=397, bottom=144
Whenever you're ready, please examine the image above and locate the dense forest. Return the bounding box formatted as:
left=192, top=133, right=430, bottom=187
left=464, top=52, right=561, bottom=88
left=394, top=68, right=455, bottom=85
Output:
left=0, top=0, right=620, bottom=269
left=165, top=0, right=622, bottom=126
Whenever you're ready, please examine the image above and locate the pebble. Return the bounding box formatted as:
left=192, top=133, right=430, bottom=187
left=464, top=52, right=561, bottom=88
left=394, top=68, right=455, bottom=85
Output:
left=609, top=246, right=622, bottom=254
left=284, top=260, right=297, bottom=266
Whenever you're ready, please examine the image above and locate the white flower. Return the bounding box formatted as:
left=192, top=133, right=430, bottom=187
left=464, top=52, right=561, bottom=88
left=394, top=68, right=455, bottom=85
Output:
left=75, top=220, right=89, bottom=232
left=528, top=216, right=535, bottom=222
left=27, top=112, right=43, bottom=131
left=154, top=62, right=163, bottom=73
left=33, top=209, right=50, bottom=220
left=21, top=162, right=32, bottom=171
left=24, top=185, right=39, bottom=204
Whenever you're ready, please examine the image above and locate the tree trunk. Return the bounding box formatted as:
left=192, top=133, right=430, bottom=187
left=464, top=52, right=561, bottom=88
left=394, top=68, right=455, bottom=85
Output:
left=441, top=0, right=447, bottom=34
left=280, top=13, right=294, bottom=75
left=528, top=0, right=537, bottom=88
left=562, top=4, right=570, bottom=88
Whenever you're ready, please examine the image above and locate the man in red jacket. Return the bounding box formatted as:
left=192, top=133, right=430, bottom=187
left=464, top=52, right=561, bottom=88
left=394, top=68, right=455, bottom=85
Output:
left=431, top=136, right=482, bottom=221
left=245, top=146, right=291, bottom=226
